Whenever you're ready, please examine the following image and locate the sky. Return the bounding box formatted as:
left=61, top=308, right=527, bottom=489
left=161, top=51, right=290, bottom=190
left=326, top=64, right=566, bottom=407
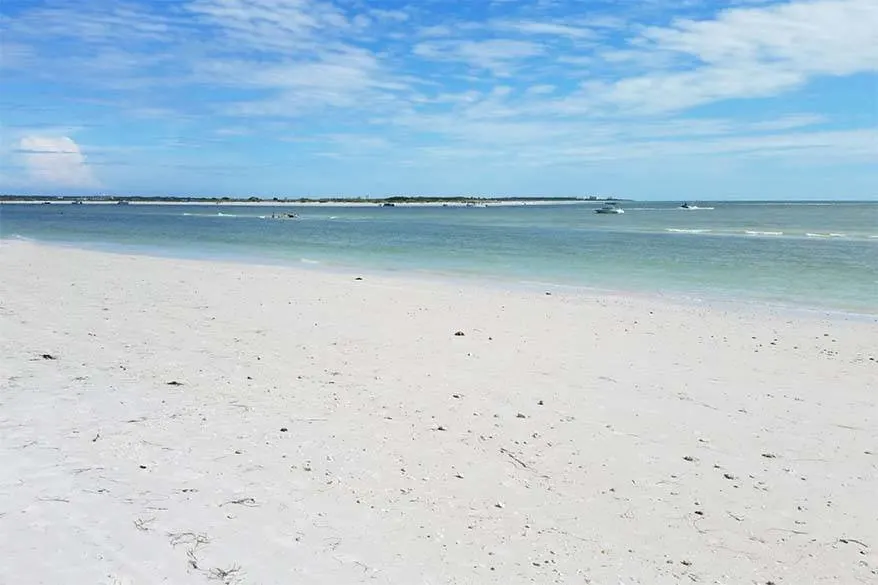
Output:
left=1, top=0, right=876, bottom=200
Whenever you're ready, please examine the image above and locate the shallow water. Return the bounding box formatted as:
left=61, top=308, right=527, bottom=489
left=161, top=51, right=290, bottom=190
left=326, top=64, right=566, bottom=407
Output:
left=2, top=201, right=876, bottom=313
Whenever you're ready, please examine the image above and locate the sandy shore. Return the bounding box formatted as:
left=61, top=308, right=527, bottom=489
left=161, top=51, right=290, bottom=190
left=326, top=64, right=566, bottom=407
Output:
left=1, top=241, right=875, bottom=584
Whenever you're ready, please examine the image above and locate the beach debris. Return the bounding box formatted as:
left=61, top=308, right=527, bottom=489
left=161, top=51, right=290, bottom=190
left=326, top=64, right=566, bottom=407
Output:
left=537, top=400, right=544, bottom=405
left=279, top=427, right=288, bottom=432
left=761, top=453, right=777, bottom=459
left=92, top=433, right=100, bottom=442
left=516, top=413, right=527, bottom=419
left=723, top=473, right=736, bottom=480
left=41, top=353, right=56, bottom=360
left=134, top=517, right=155, bottom=531
left=452, top=393, right=462, bottom=399
left=500, top=447, right=529, bottom=469
left=208, top=565, right=242, bottom=584
left=494, top=502, right=504, bottom=509
left=169, top=532, right=210, bottom=548
left=454, top=330, right=465, bottom=336
left=168, top=532, right=210, bottom=571
left=683, top=455, right=697, bottom=462
left=545, top=291, right=551, bottom=296
left=354, top=277, right=363, bottom=281
left=166, top=380, right=184, bottom=386
left=838, top=537, right=869, bottom=549
left=139, top=465, right=147, bottom=469
left=220, top=497, right=258, bottom=507
left=436, top=425, right=447, bottom=431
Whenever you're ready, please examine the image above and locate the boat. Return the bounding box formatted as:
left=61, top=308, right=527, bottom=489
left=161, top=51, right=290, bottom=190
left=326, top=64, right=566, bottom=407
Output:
left=679, top=202, right=714, bottom=210
left=595, top=201, right=624, bottom=214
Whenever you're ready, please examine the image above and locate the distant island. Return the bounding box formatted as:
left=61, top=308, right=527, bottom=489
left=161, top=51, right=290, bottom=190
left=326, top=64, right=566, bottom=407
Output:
left=0, top=195, right=624, bottom=205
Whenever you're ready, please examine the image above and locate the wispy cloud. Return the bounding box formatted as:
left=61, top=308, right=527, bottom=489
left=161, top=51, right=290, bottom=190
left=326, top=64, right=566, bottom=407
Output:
left=185, top=0, right=355, bottom=53
left=413, top=39, right=545, bottom=75
left=492, top=19, right=596, bottom=39
left=1, top=0, right=875, bottom=196
left=584, top=0, right=878, bottom=113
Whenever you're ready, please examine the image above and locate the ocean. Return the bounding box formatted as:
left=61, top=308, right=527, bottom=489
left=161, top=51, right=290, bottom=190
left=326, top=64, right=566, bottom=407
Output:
left=2, top=201, right=876, bottom=314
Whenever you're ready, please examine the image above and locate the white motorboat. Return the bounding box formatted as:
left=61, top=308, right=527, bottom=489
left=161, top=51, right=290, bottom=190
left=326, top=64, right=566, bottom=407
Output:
left=595, top=202, right=624, bottom=214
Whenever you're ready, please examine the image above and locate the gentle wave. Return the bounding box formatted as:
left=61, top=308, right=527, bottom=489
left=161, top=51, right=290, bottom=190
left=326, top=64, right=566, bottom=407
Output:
left=182, top=212, right=264, bottom=219
left=182, top=212, right=241, bottom=217
left=8, top=234, right=35, bottom=241
left=656, top=228, right=876, bottom=242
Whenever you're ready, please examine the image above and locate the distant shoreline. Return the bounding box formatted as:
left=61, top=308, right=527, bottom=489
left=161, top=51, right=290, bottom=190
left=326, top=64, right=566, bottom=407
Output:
left=0, top=196, right=619, bottom=207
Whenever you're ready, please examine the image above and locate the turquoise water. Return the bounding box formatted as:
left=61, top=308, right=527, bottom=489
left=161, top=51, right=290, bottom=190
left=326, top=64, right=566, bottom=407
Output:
left=2, top=201, right=876, bottom=313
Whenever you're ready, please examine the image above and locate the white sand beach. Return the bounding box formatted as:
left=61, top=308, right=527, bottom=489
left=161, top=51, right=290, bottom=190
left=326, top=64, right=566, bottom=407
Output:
left=1, top=241, right=875, bottom=585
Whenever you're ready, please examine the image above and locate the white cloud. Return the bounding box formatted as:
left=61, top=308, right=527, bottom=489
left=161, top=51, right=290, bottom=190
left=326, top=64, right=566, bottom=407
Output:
left=526, top=84, right=556, bottom=95
left=585, top=64, right=805, bottom=113
left=199, top=47, right=408, bottom=115
left=17, top=136, right=99, bottom=188
left=642, top=0, right=878, bottom=75
left=413, top=39, right=545, bottom=75
left=418, top=24, right=455, bottom=37
left=186, top=0, right=353, bottom=52
left=2, top=0, right=875, bottom=193
left=746, top=114, right=827, bottom=131
left=0, top=42, right=36, bottom=69
left=369, top=8, right=409, bottom=23
left=493, top=20, right=595, bottom=39
left=589, top=0, right=878, bottom=112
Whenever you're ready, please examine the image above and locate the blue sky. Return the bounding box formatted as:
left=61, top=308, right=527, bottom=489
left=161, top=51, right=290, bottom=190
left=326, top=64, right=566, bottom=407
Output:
left=1, top=0, right=876, bottom=199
